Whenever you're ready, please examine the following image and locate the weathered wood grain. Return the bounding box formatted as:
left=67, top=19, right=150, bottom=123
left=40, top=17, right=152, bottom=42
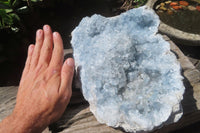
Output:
left=0, top=86, right=17, bottom=122
left=0, top=36, right=200, bottom=133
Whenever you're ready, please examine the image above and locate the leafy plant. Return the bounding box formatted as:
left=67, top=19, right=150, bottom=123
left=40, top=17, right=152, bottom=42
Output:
left=120, top=0, right=147, bottom=10
left=0, top=0, right=42, bottom=32
left=133, top=0, right=147, bottom=8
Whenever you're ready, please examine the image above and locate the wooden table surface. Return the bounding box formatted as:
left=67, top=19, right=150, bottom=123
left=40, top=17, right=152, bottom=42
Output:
left=0, top=36, right=200, bottom=133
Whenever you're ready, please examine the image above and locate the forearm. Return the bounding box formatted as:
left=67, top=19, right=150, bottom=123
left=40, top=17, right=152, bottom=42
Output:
left=0, top=114, right=23, bottom=133
left=0, top=113, right=45, bottom=133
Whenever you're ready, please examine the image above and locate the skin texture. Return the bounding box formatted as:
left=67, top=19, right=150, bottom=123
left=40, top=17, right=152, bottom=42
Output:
left=0, top=25, right=74, bottom=133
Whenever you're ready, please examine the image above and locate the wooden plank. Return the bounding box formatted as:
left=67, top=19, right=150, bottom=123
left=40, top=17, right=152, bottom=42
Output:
left=0, top=36, right=200, bottom=133
left=0, top=86, right=17, bottom=122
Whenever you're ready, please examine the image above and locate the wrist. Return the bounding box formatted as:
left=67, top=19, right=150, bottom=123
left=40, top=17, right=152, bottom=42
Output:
left=14, top=110, right=48, bottom=133
left=0, top=114, right=25, bottom=133
left=1, top=111, right=46, bottom=133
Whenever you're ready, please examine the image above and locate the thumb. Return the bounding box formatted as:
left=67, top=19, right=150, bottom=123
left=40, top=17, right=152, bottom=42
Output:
left=59, top=58, right=74, bottom=95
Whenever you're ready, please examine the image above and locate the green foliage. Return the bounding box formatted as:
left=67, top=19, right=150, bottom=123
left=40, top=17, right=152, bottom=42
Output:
left=133, top=0, right=147, bottom=8
left=120, top=0, right=148, bottom=11
left=0, top=0, right=42, bottom=32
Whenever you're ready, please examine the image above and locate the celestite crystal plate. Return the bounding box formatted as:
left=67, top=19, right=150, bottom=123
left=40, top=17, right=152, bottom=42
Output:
left=71, top=6, right=185, bottom=132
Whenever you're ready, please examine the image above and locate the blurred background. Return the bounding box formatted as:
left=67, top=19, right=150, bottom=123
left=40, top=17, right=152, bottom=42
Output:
left=0, top=0, right=124, bottom=86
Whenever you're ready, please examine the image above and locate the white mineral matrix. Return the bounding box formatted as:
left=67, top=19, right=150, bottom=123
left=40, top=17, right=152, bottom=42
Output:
left=71, top=6, right=185, bottom=133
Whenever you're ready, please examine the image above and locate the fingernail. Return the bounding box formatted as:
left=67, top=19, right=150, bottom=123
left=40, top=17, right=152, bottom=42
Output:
left=37, top=30, right=42, bottom=36
left=66, top=58, right=74, bottom=67
left=44, top=25, right=49, bottom=31
left=53, top=32, right=58, bottom=37
left=29, top=45, right=34, bottom=54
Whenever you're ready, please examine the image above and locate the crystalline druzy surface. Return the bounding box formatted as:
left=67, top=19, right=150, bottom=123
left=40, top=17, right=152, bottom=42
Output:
left=71, top=6, right=185, bottom=132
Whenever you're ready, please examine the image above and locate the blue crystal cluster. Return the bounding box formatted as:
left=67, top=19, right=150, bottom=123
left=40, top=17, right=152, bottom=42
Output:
left=71, top=6, right=185, bottom=132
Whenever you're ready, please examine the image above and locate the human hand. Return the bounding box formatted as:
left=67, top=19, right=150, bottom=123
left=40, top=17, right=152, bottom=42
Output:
left=0, top=25, right=74, bottom=133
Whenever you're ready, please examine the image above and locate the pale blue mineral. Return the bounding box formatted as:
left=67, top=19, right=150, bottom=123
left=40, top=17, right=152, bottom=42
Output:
left=71, top=6, right=185, bottom=132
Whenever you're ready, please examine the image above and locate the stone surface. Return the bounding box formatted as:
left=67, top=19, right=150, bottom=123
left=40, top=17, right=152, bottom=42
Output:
left=71, top=6, right=185, bottom=132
